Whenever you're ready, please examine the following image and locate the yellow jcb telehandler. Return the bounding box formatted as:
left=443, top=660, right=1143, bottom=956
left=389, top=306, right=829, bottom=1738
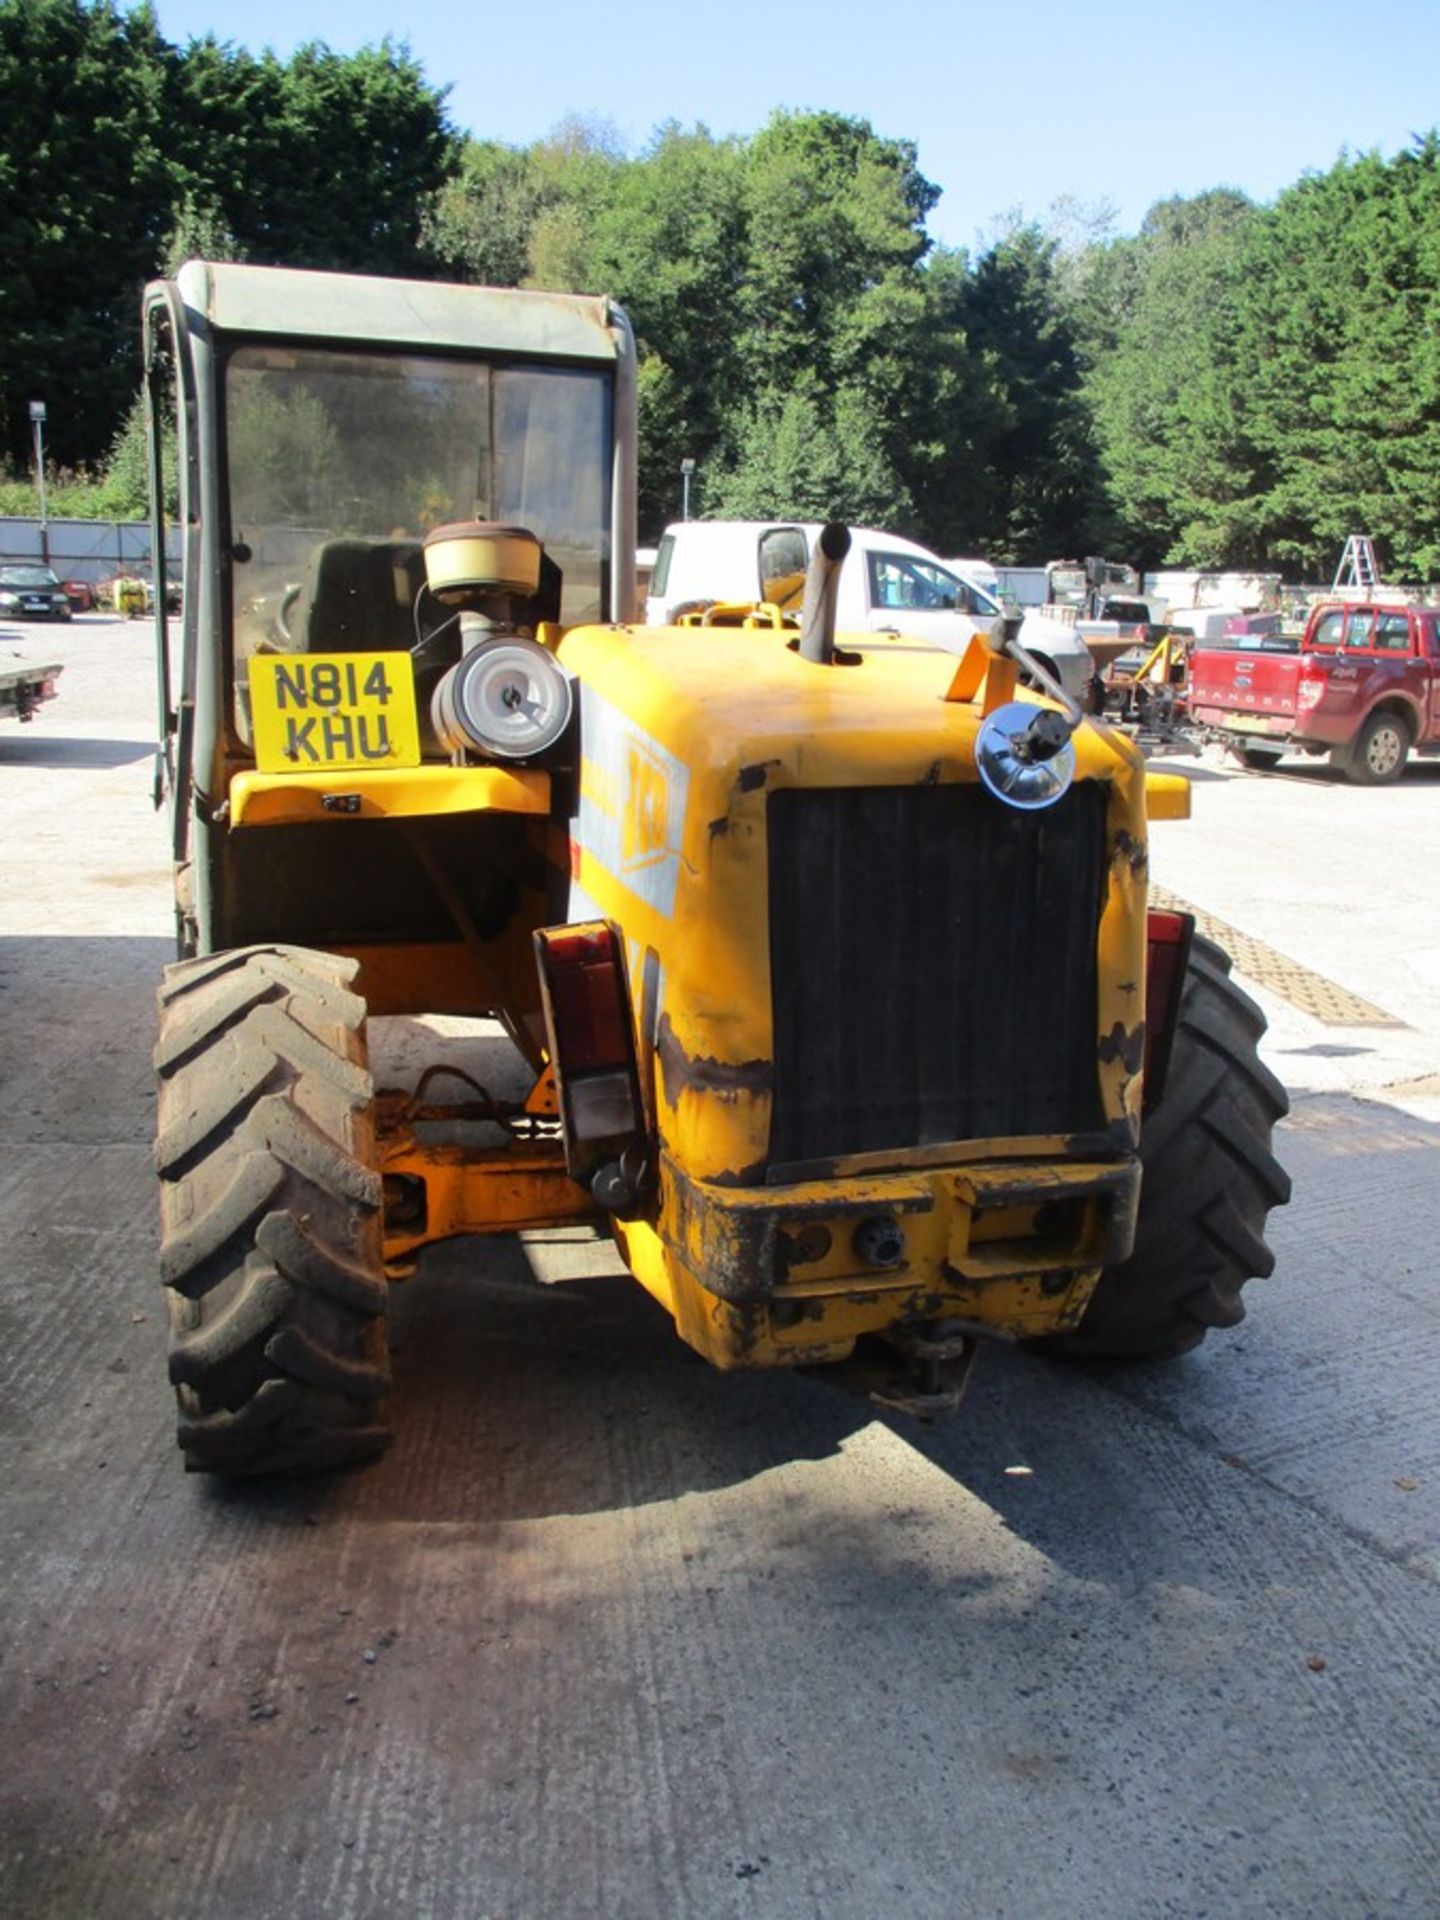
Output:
left=142, top=261, right=1290, bottom=1473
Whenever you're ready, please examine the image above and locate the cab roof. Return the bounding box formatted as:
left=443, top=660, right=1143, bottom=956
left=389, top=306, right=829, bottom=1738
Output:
left=170, top=260, right=623, bottom=363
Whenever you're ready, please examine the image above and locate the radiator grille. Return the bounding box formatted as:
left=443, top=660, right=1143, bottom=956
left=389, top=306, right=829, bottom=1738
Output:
left=766, top=782, right=1108, bottom=1168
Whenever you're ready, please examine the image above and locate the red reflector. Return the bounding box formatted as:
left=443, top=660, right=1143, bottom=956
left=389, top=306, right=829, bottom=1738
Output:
left=535, top=920, right=648, bottom=1190
left=1147, top=910, right=1188, bottom=947
left=1143, top=908, right=1194, bottom=1116
left=546, top=927, right=613, bottom=967
left=547, top=956, right=629, bottom=1069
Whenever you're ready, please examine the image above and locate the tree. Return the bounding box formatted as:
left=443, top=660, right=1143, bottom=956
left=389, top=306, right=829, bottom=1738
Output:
left=952, top=223, right=1106, bottom=560
left=703, top=376, right=915, bottom=528
left=422, top=140, right=548, bottom=288
left=737, top=110, right=937, bottom=396
left=0, top=5, right=458, bottom=471
left=1235, top=141, right=1440, bottom=577
left=1077, top=190, right=1260, bottom=566
left=0, top=0, right=174, bottom=467
left=168, top=36, right=458, bottom=275
left=559, top=123, right=747, bottom=533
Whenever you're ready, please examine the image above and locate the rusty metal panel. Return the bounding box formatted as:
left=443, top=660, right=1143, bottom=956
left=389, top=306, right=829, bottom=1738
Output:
left=766, top=782, right=1109, bottom=1164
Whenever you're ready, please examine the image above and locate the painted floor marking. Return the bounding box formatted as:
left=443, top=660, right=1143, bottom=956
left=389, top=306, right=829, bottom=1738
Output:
left=1150, top=888, right=1407, bottom=1028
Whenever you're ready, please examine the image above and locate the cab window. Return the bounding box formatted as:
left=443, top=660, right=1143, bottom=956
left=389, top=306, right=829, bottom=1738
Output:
left=1373, top=611, right=1412, bottom=653
left=868, top=552, right=988, bottom=615
left=650, top=532, right=675, bottom=599
left=1310, top=610, right=1348, bottom=648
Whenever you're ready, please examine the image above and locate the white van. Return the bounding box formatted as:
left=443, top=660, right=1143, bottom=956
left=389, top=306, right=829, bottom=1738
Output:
left=645, top=521, right=1095, bottom=702
left=941, top=555, right=1000, bottom=600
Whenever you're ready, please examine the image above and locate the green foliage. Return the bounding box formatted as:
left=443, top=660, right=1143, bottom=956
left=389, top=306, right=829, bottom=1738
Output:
left=1234, top=141, right=1440, bottom=577
left=1075, top=155, right=1440, bottom=579
left=1077, top=189, right=1261, bottom=566
left=941, top=225, right=1106, bottom=561
left=703, top=377, right=915, bottom=527
left=225, top=381, right=342, bottom=524
left=0, top=1, right=456, bottom=472
left=422, top=140, right=546, bottom=287
left=0, top=0, right=173, bottom=469
left=8, top=20, right=1439, bottom=581
left=0, top=461, right=127, bottom=516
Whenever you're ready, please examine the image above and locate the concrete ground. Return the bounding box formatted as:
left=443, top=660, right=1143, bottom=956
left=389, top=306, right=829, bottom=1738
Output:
left=2, top=616, right=1437, bottom=1919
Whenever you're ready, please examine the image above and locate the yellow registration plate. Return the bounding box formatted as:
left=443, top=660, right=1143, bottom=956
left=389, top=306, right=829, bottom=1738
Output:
left=250, top=652, right=421, bottom=773
left=1230, top=710, right=1279, bottom=734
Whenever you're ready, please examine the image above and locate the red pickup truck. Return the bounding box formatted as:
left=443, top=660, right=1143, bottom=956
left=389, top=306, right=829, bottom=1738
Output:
left=1188, top=601, right=1440, bottom=784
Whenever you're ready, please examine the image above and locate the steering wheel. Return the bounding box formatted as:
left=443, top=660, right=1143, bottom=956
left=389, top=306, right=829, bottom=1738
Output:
left=276, top=583, right=302, bottom=646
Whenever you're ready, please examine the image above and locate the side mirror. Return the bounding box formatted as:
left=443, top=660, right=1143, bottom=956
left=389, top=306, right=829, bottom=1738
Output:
left=758, top=527, right=810, bottom=610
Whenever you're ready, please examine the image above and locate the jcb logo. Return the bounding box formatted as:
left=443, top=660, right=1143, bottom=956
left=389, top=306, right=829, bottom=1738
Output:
left=623, top=744, right=672, bottom=871
left=576, top=690, right=691, bottom=917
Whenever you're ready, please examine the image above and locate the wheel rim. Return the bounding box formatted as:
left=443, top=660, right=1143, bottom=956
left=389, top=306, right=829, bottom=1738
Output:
left=1367, top=724, right=1403, bottom=776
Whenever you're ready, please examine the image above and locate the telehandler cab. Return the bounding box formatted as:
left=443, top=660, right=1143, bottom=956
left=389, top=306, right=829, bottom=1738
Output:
left=143, top=261, right=1290, bottom=1474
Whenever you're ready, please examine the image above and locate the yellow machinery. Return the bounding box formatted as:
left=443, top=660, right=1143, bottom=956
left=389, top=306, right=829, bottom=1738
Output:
left=143, top=263, right=1290, bottom=1473
left=1098, top=624, right=1192, bottom=732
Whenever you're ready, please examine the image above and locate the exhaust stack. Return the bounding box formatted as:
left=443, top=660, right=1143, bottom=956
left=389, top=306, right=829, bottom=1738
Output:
left=797, top=522, right=852, bottom=664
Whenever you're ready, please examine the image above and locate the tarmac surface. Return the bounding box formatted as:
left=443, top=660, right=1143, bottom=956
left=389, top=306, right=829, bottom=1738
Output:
left=2, top=615, right=1438, bottom=1918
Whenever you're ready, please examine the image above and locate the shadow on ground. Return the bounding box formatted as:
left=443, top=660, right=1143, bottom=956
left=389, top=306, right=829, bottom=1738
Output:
left=0, top=735, right=153, bottom=769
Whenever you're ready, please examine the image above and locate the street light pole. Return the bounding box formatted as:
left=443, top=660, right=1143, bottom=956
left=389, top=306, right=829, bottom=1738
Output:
left=681, top=457, right=696, bottom=522
left=28, top=400, right=48, bottom=567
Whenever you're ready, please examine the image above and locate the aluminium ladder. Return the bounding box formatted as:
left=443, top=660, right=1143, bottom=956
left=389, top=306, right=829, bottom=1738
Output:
left=1333, top=535, right=1380, bottom=592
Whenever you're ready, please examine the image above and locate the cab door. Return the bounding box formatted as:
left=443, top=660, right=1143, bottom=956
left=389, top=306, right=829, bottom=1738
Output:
left=757, top=525, right=810, bottom=612
left=859, top=548, right=986, bottom=652
left=1420, top=612, right=1440, bottom=739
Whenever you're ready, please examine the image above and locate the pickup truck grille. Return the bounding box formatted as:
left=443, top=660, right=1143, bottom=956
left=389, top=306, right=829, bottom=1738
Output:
left=766, top=782, right=1108, bottom=1170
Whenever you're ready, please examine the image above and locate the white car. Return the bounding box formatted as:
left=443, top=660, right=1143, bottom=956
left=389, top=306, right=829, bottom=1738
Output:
left=645, top=521, right=1095, bottom=703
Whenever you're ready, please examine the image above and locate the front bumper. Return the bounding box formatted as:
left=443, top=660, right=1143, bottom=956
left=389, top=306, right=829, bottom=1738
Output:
left=614, top=1150, right=1142, bottom=1369
left=0, top=602, right=71, bottom=621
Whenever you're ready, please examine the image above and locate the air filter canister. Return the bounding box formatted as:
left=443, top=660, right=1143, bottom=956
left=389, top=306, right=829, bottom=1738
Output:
left=423, top=521, right=543, bottom=598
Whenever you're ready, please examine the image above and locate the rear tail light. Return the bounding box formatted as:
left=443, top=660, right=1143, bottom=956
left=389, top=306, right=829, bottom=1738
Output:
left=1296, top=675, right=1326, bottom=713
left=1143, top=909, right=1194, bottom=1117
left=534, top=921, right=648, bottom=1206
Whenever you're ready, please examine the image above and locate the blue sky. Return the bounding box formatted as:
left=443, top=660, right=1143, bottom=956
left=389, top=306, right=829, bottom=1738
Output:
left=152, top=0, right=1440, bottom=251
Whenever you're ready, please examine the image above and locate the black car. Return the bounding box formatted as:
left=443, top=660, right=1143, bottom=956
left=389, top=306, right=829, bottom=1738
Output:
left=0, top=565, right=73, bottom=621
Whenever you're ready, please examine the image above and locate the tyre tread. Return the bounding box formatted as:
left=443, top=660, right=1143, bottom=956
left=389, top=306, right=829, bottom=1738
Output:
left=156, top=943, right=391, bottom=1474
left=1048, top=937, right=1291, bottom=1361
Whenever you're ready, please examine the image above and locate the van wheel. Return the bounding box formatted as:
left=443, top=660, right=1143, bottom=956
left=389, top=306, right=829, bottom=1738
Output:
left=1345, top=711, right=1410, bottom=785
left=155, top=945, right=391, bottom=1474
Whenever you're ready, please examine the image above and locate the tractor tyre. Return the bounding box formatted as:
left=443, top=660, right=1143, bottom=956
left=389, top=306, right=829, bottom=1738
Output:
left=1048, top=935, right=1291, bottom=1361
left=154, top=944, right=391, bottom=1474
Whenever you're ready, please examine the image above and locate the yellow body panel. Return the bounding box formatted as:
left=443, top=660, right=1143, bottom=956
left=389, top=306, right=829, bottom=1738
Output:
left=556, top=623, right=1154, bottom=1186
left=1143, top=770, right=1191, bottom=820
left=480, top=618, right=1158, bottom=1364
left=230, top=762, right=551, bottom=826
left=611, top=1150, right=1139, bottom=1368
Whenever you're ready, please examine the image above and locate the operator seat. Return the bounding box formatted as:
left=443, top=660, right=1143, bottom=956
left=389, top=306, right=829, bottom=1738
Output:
left=290, top=537, right=423, bottom=653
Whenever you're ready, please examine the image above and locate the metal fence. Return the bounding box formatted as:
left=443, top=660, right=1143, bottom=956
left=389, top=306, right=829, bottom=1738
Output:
left=0, top=516, right=180, bottom=584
